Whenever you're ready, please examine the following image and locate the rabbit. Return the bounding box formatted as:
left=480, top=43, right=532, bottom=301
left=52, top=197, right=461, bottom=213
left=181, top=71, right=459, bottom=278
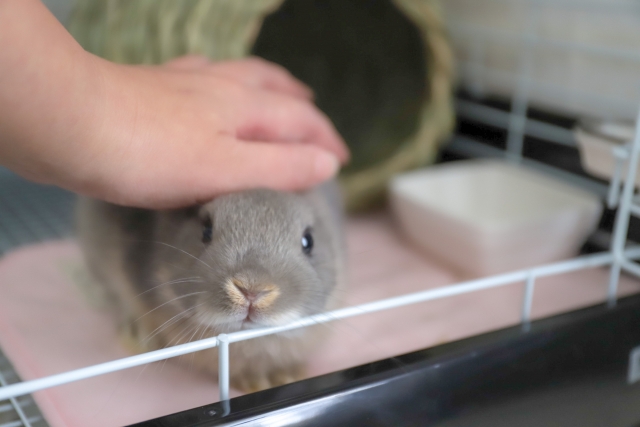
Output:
left=76, top=180, right=345, bottom=392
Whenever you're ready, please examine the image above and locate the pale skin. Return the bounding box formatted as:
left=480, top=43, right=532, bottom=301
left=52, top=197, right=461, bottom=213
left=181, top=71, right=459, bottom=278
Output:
left=0, top=0, right=349, bottom=209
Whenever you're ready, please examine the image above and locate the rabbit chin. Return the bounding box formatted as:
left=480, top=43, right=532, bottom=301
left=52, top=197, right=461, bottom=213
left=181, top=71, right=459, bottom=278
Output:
left=194, top=308, right=305, bottom=333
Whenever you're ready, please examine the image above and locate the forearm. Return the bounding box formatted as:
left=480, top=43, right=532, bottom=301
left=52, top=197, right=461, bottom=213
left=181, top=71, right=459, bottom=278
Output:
left=0, top=0, right=104, bottom=188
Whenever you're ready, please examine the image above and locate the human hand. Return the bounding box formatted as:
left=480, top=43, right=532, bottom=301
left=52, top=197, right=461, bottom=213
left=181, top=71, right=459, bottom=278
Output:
left=80, top=55, right=349, bottom=208
left=165, top=55, right=315, bottom=100
left=0, top=0, right=348, bottom=208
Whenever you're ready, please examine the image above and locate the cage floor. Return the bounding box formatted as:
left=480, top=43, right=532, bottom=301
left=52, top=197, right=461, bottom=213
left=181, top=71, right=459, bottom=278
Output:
left=0, top=213, right=639, bottom=427
left=0, top=168, right=75, bottom=256
left=139, top=292, right=640, bottom=427
left=0, top=353, right=47, bottom=427
left=0, top=168, right=75, bottom=427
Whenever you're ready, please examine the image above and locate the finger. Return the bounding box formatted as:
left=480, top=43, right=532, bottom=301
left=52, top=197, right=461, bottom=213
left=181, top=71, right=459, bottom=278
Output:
left=209, top=57, right=313, bottom=100
left=164, top=56, right=313, bottom=99
left=233, top=91, right=350, bottom=163
left=210, top=140, right=340, bottom=193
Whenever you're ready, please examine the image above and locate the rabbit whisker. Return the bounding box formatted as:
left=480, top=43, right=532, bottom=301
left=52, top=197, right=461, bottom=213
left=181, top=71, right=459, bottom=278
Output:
left=136, top=276, right=204, bottom=298
left=133, top=292, right=209, bottom=323
left=139, top=302, right=206, bottom=345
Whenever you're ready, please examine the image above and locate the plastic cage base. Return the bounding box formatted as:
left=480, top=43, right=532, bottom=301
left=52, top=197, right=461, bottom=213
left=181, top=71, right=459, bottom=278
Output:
left=133, top=292, right=640, bottom=427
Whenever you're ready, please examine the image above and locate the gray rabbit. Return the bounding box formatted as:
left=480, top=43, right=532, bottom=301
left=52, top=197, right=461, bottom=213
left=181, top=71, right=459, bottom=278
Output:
left=76, top=180, right=345, bottom=392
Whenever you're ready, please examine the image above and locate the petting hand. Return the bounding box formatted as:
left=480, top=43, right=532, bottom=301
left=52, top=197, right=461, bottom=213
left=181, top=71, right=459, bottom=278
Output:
left=81, top=55, right=349, bottom=207
left=0, top=0, right=349, bottom=209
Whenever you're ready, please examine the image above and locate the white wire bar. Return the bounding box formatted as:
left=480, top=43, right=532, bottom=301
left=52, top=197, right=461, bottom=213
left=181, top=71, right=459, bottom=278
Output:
left=521, top=274, right=536, bottom=332
left=503, top=1, right=537, bottom=162
left=607, top=147, right=628, bottom=209
left=0, top=336, right=218, bottom=402
left=0, top=417, right=41, bottom=427
left=472, top=0, right=639, bottom=12
left=0, top=369, right=31, bottom=427
left=3, top=247, right=640, bottom=403
left=607, top=108, right=640, bottom=307
left=0, top=0, right=638, bottom=413
left=447, top=0, right=640, bottom=171
left=0, top=401, right=29, bottom=415
left=217, top=334, right=230, bottom=402
left=449, top=23, right=640, bottom=64
left=622, top=260, right=640, bottom=279
left=447, top=135, right=610, bottom=198
left=456, top=100, right=575, bottom=147
left=456, top=62, right=639, bottom=118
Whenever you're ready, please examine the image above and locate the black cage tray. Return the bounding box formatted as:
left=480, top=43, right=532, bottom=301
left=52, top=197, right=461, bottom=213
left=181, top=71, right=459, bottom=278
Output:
left=133, top=293, right=640, bottom=427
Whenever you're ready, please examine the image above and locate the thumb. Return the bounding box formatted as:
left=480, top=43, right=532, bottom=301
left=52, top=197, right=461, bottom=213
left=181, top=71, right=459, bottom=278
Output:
left=220, top=141, right=340, bottom=192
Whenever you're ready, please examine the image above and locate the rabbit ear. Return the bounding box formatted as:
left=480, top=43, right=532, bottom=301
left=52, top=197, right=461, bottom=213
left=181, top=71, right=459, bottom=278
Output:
left=201, top=216, right=213, bottom=244
left=197, top=204, right=214, bottom=223
left=167, top=205, right=200, bottom=220
left=185, top=205, right=200, bottom=214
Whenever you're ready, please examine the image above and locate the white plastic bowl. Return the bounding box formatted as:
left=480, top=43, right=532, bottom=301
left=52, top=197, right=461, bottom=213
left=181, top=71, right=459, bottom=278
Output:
left=389, top=160, right=602, bottom=277
left=574, top=119, right=638, bottom=186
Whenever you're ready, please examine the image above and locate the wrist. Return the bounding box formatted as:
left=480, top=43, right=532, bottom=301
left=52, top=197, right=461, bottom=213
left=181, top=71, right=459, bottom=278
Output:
left=0, top=0, right=109, bottom=193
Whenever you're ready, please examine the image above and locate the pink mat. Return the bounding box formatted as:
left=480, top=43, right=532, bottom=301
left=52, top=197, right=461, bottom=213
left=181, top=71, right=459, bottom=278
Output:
left=0, top=213, right=638, bottom=426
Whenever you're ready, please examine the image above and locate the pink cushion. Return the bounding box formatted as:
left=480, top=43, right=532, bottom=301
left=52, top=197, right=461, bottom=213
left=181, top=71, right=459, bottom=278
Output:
left=0, top=213, right=637, bottom=426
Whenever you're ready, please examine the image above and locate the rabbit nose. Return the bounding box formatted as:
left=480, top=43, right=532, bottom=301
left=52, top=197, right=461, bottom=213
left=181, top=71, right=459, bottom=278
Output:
left=227, top=278, right=280, bottom=309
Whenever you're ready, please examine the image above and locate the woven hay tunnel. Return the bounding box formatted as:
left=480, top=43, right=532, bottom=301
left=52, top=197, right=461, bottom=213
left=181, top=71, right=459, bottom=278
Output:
left=68, top=0, right=454, bottom=212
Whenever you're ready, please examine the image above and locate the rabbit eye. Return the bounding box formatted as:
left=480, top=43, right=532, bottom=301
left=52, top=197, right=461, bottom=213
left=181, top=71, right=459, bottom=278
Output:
left=202, top=217, right=213, bottom=244
left=301, top=228, right=313, bottom=255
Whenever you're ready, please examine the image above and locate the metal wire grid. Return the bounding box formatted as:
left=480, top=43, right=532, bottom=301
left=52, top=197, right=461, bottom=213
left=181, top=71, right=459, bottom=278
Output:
left=444, top=0, right=640, bottom=198
left=0, top=108, right=639, bottom=407
left=0, top=0, right=639, bottom=421
left=0, top=168, right=76, bottom=256
left=0, top=167, right=73, bottom=427
left=448, top=1, right=640, bottom=116
left=0, top=352, right=48, bottom=427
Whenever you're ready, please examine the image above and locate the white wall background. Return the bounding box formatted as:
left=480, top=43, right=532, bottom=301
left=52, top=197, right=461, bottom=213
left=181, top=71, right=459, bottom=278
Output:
left=442, top=0, right=640, bottom=121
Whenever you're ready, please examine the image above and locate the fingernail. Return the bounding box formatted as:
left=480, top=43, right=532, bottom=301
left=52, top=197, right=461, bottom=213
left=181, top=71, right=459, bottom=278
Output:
left=315, top=151, right=340, bottom=179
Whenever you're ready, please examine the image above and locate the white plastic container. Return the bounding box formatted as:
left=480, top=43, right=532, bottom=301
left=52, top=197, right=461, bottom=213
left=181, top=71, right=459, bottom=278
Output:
left=389, top=160, right=602, bottom=277
left=574, top=119, right=638, bottom=186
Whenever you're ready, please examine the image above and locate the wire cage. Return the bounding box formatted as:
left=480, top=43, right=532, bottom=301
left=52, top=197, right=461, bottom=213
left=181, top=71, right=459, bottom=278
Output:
left=1, top=0, right=640, bottom=426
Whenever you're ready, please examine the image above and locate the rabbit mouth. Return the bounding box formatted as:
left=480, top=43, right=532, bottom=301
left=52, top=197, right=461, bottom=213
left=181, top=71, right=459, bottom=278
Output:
left=240, top=319, right=263, bottom=329
left=194, top=306, right=304, bottom=332
left=241, top=309, right=261, bottom=328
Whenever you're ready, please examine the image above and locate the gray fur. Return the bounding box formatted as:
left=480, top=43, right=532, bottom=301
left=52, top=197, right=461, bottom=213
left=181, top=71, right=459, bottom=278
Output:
left=76, top=180, right=345, bottom=392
